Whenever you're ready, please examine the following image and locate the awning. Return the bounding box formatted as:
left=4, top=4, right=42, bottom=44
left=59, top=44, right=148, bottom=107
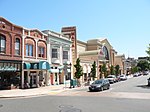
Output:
left=39, top=61, right=50, bottom=70
left=49, top=69, right=59, bottom=73
left=24, top=62, right=31, bottom=69
left=58, top=65, right=64, bottom=69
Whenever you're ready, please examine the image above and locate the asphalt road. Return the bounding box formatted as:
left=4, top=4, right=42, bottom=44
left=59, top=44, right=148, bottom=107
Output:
left=0, top=75, right=150, bottom=112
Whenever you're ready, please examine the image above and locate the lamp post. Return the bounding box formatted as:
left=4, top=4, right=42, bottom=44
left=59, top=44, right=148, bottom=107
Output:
left=69, top=62, right=72, bottom=88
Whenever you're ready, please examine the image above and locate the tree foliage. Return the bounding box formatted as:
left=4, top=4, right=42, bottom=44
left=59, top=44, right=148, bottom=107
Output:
left=131, top=66, right=139, bottom=74
left=110, top=65, right=115, bottom=75
left=74, top=58, right=83, bottom=79
left=91, top=61, right=96, bottom=80
left=137, top=60, right=149, bottom=71
left=146, top=44, right=150, bottom=60
left=101, top=63, right=107, bottom=77
left=115, top=65, right=120, bottom=75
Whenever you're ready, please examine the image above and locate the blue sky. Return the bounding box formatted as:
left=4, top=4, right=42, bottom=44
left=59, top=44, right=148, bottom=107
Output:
left=0, top=0, right=150, bottom=59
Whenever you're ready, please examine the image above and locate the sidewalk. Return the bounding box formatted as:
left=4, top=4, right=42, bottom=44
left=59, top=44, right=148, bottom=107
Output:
left=0, top=85, right=70, bottom=98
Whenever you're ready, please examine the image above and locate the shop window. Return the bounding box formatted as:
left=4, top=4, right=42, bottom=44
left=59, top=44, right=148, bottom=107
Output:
left=15, top=38, right=20, bottom=55
left=66, top=73, right=71, bottom=80
left=0, top=34, right=6, bottom=54
left=63, top=51, right=68, bottom=59
left=38, top=46, right=44, bottom=57
left=52, top=48, right=58, bottom=58
left=26, top=44, right=33, bottom=56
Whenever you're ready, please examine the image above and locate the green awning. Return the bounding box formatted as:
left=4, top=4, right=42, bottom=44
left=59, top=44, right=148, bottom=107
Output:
left=24, top=63, right=31, bottom=69
left=58, top=65, right=64, bottom=69
left=49, top=69, right=59, bottom=73
left=39, top=61, right=50, bottom=70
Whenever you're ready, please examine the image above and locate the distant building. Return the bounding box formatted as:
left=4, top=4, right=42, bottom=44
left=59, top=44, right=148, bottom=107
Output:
left=124, top=57, right=137, bottom=75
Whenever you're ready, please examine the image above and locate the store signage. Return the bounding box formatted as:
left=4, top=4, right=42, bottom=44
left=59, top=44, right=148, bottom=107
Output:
left=0, top=66, right=18, bottom=71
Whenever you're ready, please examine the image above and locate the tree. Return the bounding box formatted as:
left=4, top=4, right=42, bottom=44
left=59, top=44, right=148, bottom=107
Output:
left=115, top=65, right=120, bottom=76
left=146, top=44, right=150, bottom=61
left=131, top=66, right=139, bottom=74
left=91, top=61, right=96, bottom=80
left=101, top=63, right=107, bottom=78
left=74, top=58, right=83, bottom=86
left=99, top=65, right=102, bottom=79
left=145, top=43, right=150, bottom=70
left=137, top=60, right=149, bottom=71
left=110, top=65, right=115, bottom=75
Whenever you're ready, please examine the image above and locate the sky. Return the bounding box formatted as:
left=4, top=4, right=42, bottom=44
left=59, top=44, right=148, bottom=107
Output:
left=0, top=0, right=150, bottom=59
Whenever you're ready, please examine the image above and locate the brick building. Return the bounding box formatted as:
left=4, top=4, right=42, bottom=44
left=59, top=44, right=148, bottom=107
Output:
left=0, top=17, right=22, bottom=89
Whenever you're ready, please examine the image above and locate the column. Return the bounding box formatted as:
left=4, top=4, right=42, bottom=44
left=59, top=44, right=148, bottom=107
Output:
left=60, top=44, right=63, bottom=65
left=21, top=70, right=24, bottom=88
left=57, top=73, right=59, bottom=85
left=36, top=71, right=39, bottom=87
left=27, top=71, right=30, bottom=84
left=35, top=39, right=38, bottom=59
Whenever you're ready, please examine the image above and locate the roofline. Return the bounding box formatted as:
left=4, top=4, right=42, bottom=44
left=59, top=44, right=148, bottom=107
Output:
left=0, top=16, right=23, bottom=29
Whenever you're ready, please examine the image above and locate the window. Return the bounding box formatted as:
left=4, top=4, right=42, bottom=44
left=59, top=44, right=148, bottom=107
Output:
left=38, top=47, right=44, bottom=57
left=63, top=51, right=68, bottom=59
left=15, top=38, right=20, bottom=55
left=26, top=44, right=33, bottom=56
left=103, top=46, right=109, bottom=60
left=52, top=48, right=58, bottom=58
left=0, top=34, right=6, bottom=53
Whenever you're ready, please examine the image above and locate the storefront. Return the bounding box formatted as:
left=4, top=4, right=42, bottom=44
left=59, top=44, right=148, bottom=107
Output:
left=0, top=60, right=22, bottom=90
left=22, top=61, right=50, bottom=88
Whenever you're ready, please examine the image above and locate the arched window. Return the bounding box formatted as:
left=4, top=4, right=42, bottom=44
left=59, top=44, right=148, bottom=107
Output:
left=15, top=38, right=20, bottom=55
left=103, top=46, right=109, bottom=60
left=0, top=34, right=6, bottom=53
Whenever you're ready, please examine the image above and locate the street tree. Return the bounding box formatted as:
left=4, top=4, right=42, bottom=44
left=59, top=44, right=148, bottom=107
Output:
left=131, top=66, right=139, bottom=74
left=115, top=65, right=120, bottom=76
left=146, top=43, right=150, bottom=61
left=110, top=65, right=115, bottom=75
left=146, top=43, right=150, bottom=69
left=101, top=63, right=107, bottom=78
left=74, top=58, right=83, bottom=86
left=91, top=61, right=96, bottom=80
left=99, top=65, right=102, bottom=79
left=137, top=60, right=149, bottom=71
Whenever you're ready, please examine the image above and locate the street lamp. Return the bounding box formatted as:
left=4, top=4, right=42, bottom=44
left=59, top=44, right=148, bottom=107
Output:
left=69, top=62, right=72, bottom=88
left=64, top=61, right=72, bottom=88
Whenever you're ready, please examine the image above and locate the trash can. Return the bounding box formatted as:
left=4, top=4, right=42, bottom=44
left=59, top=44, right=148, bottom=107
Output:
left=70, top=79, right=77, bottom=88
left=147, top=78, right=150, bottom=86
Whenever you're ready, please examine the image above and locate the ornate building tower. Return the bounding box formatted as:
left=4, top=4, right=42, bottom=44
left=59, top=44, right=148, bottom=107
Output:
left=61, top=26, right=77, bottom=75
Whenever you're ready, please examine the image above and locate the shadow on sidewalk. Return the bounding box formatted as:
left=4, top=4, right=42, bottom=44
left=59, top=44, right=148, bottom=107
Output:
left=136, top=84, right=150, bottom=89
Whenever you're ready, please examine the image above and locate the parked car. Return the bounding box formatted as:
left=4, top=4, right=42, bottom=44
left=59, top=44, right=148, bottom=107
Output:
left=133, top=73, right=139, bottom=77
left=147, top=77, right=150, bottom=86
left=143, top=71, right=149, bottom=75
left=120, top=74, right=127, bottom=80
left=107, top=75, right=117, bottom=83
left=89, top=79, right=110, bottom=92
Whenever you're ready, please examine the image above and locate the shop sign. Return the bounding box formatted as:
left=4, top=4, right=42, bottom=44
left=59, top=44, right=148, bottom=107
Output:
left=0, top=66, right=18, bottom=71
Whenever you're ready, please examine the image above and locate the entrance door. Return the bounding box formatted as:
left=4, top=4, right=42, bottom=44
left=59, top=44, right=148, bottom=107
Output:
left=30, top=73, right=37, bottom=88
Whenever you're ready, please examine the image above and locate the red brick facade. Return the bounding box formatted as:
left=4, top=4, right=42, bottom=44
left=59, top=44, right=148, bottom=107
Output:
left=24, top=29, right=47, bottom=60
left=0, top=17, right=22, bottom=61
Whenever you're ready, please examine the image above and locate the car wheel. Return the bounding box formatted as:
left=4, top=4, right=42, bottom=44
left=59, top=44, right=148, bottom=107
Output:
left=107, top=85, right=110, bottom=89
left=100, top=87, right=103, bottom=91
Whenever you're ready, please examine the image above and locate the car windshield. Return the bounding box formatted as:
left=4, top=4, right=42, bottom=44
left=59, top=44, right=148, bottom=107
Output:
left=107, top=76, right=114, bottom=78
left=120, top=75, right=124, bottom=77
left=93, top=80, right=103, bottom=84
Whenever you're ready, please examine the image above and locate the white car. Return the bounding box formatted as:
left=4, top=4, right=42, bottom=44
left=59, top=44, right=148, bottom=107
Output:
left=120, top=74, right=127, bottom=80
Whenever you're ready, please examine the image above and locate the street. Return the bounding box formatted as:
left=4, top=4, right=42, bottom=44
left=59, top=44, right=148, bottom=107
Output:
left=0, top=75, right=150, bottom=112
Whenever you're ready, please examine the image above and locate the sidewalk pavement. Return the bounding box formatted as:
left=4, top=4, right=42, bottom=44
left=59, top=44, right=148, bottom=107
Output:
left=0, top=85, right=75, bottom=98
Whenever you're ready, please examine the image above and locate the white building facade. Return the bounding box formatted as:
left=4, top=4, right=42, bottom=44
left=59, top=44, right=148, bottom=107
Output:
left=43, top=30, right=72, bottom=86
